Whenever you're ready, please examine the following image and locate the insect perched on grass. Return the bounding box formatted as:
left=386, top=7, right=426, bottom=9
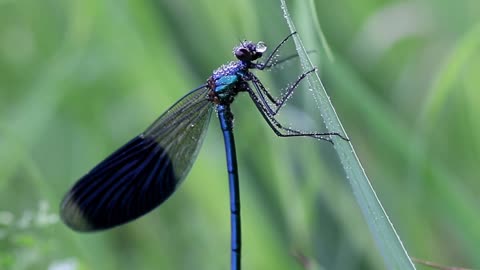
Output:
left=60, top=32, right=347, bottom=270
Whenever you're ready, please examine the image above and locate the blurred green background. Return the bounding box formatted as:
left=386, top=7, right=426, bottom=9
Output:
left=1, top=0, right=480, bottom=269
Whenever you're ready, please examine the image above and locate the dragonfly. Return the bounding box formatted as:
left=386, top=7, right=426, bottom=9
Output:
left=60, top=32, right=347, bottom=270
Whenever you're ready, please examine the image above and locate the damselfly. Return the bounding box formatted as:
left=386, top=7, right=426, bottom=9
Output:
left=60, top=32, right=347, bottom=270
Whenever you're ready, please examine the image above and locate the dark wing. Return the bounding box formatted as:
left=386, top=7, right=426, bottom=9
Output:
left=60, top=86, right=213, bottom=231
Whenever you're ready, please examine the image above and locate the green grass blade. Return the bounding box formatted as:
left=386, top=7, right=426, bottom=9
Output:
left=280, top=1, right=416, bottom=269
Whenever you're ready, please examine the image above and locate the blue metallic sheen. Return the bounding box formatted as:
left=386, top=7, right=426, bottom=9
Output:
left=217, top=105, right=241, bottom=270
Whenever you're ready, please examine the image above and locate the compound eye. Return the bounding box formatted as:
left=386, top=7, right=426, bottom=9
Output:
left=235, top=47, right=252, bottom=61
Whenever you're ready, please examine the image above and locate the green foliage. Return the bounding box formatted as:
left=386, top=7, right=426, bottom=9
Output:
left=1, top=0, right=479, bottom=269
left=283, top=1, right=415, bottom=269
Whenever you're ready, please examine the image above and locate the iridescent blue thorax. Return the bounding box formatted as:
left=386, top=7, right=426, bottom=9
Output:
left=207, top=40, right=267, bottom=105
left=207, top=61, right=250, bottom=105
